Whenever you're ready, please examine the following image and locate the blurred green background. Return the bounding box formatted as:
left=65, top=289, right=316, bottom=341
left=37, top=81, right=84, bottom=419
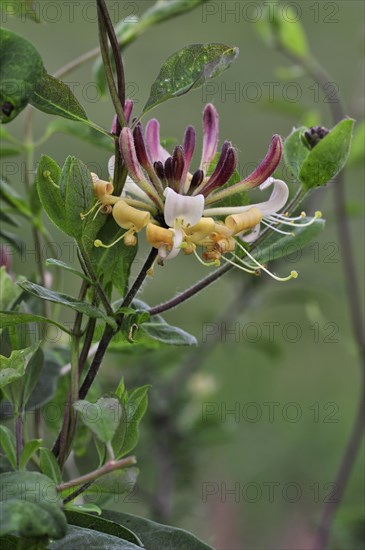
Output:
left=1, top=1, right=364, bottom=548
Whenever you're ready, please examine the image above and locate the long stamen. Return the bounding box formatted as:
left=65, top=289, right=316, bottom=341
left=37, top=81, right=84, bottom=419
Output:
left=94, top=228, right=134, bottom=249
left=193, top=247, right=220, bottom=267
left=235, top=240, right=298, bottom=282
left=261, top=219, right=294, bottom=236
left=221, top=254, right=258, bottom=274
left=80, top=200, right=101, bottom=220
left=266, top=211, right=322, bottom=227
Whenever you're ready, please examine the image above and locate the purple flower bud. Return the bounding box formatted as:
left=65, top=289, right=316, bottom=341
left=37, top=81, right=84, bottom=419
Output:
left=201, top=103, right=219, bottom=169
left=202, top=146, right=237, bottom=196
left=120, top=128, right=163, bottom=208
left=111, top=115, right=119, bottom=135
left=164, top=157, right=174, bottom=187
left=172, top=145, right=185, bottom=192
left=181, top=125, right=196, bottom=185
left=189, top=169, right=204, bottom=192
left=120, top=128, right=146, bottom=184
left=124, top=99, right=134, bottom=124
left=154, top=161, right=165, bottom=180
left=242, top=135, right=283, bottom=189
left=133, top=123, right=152, bottom=169
left=145, top=119, right=169, bottom=164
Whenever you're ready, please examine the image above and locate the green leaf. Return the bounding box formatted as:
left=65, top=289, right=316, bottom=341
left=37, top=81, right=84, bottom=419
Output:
left=0, top=311, right=74, bottom=336
left=39, top=447, right=62, bottom=484
left=0, top=426, right=16, bottom=469
left=59, top=156, right=93, bottom=238
left=143, top=43, right=239, bottom=114
left=283, top=126, right=310, bottom=180
left=0, top=266, right=22, bottom=310
left=87, top=218, right=137, bottom=295
left=0, top=471, right=66, bottom=540
left=49, top=525, right=141, bottom=549
left=0, top=28, right=45, bottom=123
left=102, top=510, right=215, bottom=550
left=0, top=178, right=32, bottom=219
left=44, top=119, right=114, bottom=151
left=0, top=342, right=40, bottom=392
left=74, top=397, right=122, bottom=444
left=256, top=4, right=309, bottom=59
left=45, top=258, right=92, bottom=283
left=253, top=218, right=326, bottom=265
left=19, top=439, right=42, bottom=471
left=23, top=346, right=44, bottom=406
left=30, top=73, right=88, bottom=122
left=112, top=385, right=149, bottom=458
left=17, top=281, right=116, bottom=325
left=0, top=228, right=24, bottom=253
left=141, top=320, right=197, bottom=346
left=26, top=352, right=62, bottom=411
left=65, top=503, right=102, bottom=515
left=65, top=511, right=142, bottom=546
left=299, top=119, right=355, bottom=188
left=348, top=119, right=364, bottom=166
left=61, top=467, right=139, bottom=506
left=36, top=155, right=65, bottom=232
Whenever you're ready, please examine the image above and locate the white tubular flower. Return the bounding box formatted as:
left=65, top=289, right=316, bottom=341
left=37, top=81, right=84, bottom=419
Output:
left=160, top=188, right=205, bottom=260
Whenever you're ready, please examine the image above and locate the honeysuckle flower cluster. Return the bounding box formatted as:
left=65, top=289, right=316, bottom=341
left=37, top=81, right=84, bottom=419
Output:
left=85, top=103, right=321, bottom=282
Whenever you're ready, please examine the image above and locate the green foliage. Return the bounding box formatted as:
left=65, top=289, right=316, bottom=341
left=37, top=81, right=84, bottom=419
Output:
left=39, top=448, right=62, bottom=484
left=19, top=439, right=43, bottom=471
left=0, top=426, right=16, bottom=469
left=103, top=510, right=215, bottom=550
left=30, top=74, right=88, bottom=122
left=74, top=397, right=122, bottom=444
left=0, top=267, right=22, bottom=310
left=0, top=28, right=45, bottom=122
left=143, top=43, right=239, bottom=114
left=0, top=342, right=40, bottom=408
left=45, top=259, right=92, bottom=284
left=36, top=155, right=64, bottom=232
left=65, top=511, right=142, bottom=546
left=255, top=4, right=309, bottom=59
left=49, top=525, right=142, bottom=549
left=59, top=156, right=93, bottom=238
left=0, top=178, right=32, bottom=220
left=17, top=281, right=116, bottom=327
left=284, top=119, right=355, bottom=188
left=348, top=119, right=365, bottom=166
left=0, top=312, right=73, bottom=336
left=112, top=383, right=150, bottom=458
left=0, top=471, right=67, bottom=540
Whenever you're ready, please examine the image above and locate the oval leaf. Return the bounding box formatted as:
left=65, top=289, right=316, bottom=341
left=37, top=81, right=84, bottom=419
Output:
left=0, top=471, right=66, bottom=540
left=102, top=510, right=215, bottom=550
left=0, top=28, right=45, bottom=123
left=143, top=43, right=239, bottom=114
left=30, top=73, right=88, bottom=122
left=299, top=119, right=355, bottom=188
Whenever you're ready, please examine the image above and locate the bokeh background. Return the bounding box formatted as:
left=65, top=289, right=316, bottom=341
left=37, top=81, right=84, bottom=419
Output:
left=1, top=1, right=364, bottom=548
